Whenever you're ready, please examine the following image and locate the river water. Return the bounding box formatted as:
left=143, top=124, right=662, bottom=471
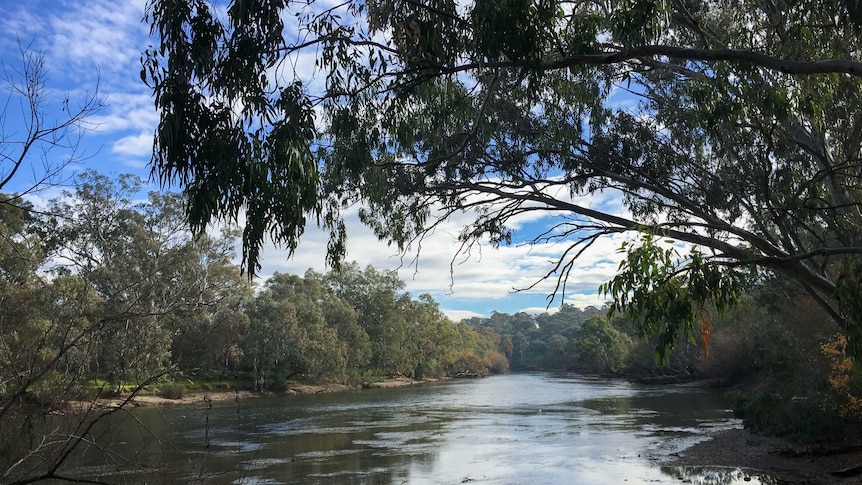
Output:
left=71, top=373, right=775, bottom=484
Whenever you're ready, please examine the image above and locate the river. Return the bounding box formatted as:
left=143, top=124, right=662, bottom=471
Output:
left=69, top=373, right=776, bottom=484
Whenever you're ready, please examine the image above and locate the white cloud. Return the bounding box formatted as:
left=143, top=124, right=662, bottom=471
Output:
left=112, top=132, right=153, bottom=158
left=48, top=0, right=149, bottom=75
left=91, top=92, right=158, bottom=133
left=440, top=308, right=484, bottom=321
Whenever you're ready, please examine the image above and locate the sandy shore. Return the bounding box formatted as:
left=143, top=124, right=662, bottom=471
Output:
left=660, top=427, right=862, bottom=484
left=88, top=377, right=437, bottom=408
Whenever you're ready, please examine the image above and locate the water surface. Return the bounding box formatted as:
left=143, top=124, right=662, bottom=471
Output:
left=73, top=373, right=771, bottom=484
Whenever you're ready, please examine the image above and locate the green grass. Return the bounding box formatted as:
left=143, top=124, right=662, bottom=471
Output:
left=81, top=378, right=151, bottom=394
left=81, top=376, right=248, bottom=398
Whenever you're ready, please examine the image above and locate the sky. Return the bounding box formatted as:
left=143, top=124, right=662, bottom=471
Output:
left=0, top=0, right=630, bottom=321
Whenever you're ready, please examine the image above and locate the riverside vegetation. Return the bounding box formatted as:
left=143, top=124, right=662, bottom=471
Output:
left=0, top=172, right=514, bottom=483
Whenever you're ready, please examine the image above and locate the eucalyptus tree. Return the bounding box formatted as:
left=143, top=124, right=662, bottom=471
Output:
left=44, top=172, right=170, bottom=390
left=43, top=171, right=249, bottom=390
left=0, top=195, right=111, bottom=485
left=574, top=315, right=633, bottom=375
left=324, top=263, right=414, bottom=375
left=299, top=270, right=372, bottom=372
left=257, top=273, right=348, bottom=380
left=0, top=177, right=250, bottom=483
left=0, top=196, right=101, bottom=413
left=144, top=0, right=862, bottom=358
left=247, top=277, right=348, bottom=389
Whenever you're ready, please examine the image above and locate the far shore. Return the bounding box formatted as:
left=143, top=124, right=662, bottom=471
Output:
left=81, top=376, right=444, bottom=409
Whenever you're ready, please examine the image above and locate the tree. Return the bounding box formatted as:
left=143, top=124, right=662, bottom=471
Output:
left=144, top=0, right=862, bottom=358
left=142, top=0, right=324, bottom=275
left=574, top=315, right=632, bottom=375
left=324, top=263, right=413, bottom=375
left=0, top=198, right=102, bottom=413
left=0, top=48, right=118, bottom=484
left=45, top=173, right=179, bottom=390
left=6, top=170, right=251, bottom=394
left=245, top=273, right=354, bottom=390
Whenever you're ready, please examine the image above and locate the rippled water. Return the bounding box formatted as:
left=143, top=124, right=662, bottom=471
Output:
left=69, top=373, right=771, bottom=484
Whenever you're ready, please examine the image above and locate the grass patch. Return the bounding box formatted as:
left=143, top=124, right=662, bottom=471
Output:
left=81, top=379, right=154, bottom=396
left=180, top=379, right=240, bottom=392
left=80, top=376, right=247, bottom=398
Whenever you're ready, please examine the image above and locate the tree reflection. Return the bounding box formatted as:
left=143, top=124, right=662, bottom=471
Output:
left=661, top=466, right=782, bottom=485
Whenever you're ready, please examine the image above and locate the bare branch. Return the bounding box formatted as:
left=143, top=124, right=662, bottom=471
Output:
left=0, top=44, right=103, bottom=196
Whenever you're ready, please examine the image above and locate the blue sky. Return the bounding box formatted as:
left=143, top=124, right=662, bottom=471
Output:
left=0, top=0, right=631, bottom=321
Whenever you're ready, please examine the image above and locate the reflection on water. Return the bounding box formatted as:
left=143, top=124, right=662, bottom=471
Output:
left=662, top=466, right=785, bottom=485
left=58, top=374, right=780, bottom=484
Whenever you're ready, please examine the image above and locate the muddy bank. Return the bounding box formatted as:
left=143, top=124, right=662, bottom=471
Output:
left=661, top=427, right=862, bottom=484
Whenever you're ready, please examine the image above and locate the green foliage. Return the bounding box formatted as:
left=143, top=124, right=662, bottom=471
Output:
left=0, top=172, right=259, bottom=482
left=600, top=233, right=747, bottom=362
left=609, top=0, right=668, bottom=45
left=234, top=264, right=506, bottom=390
left=836, top=258, right=862, bottom=360
left=472, top=0, right=559, bottom=65
left=143, top=0, right=327, bottom=275
left=465, top=305, right=606, bottom=371
left=443, top=350, right=489, bottom=377
left=574, top=315, right=632, bottom=375
left=733, top=391, right=847, bottom=439
left=157, top=383, right=187, bottom=400
left=717, top=280, right=857, bottom=438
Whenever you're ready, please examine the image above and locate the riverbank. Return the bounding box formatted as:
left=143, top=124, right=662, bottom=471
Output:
left=661, top=427, right=862, bottom=484
left=89, top=376, right=440, bottom=408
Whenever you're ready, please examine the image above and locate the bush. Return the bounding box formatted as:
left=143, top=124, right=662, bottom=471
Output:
left=484, top=350, right=510, bottom=374
left=444, top=350, right=488, bottom=377
left=733, top=390, right=851, bottom=440
left=29, top=371, right=77, bottom=409
left=413, top=358, right=445, bottom=380
left=575, top=315, right=632, bottom=375
left=157, top=383, right=186, bottom=400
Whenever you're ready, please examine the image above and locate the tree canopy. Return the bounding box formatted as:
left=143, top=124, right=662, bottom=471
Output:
left=144, top=0, right=862, bottom=357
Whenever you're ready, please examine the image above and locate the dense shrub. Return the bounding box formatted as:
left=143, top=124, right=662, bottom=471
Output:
left=484, top=350, right=510, bottom=375
left=733, top=390, right=848, bottom=440
left=157, top=383, right=186, bottom=400
left=444, top=350, right=488, bottom=377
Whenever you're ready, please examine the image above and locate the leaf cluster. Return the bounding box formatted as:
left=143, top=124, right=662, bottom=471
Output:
left=144, top=0, right=322, bottom=275
left=600, top=233, right=747, bottom=361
